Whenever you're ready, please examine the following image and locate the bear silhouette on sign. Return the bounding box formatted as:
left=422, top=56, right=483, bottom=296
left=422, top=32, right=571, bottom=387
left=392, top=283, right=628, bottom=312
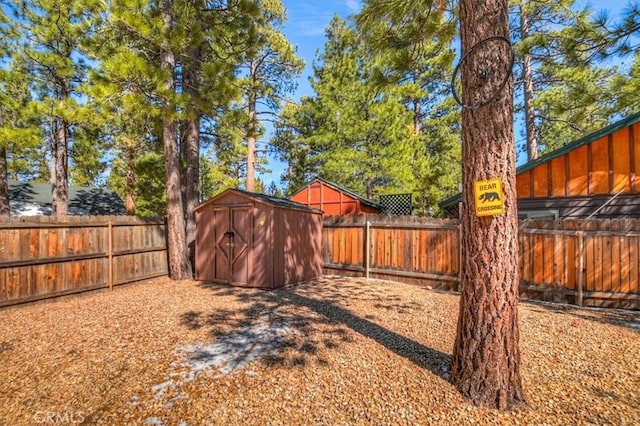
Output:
left=479, top=191, right=500, bottom=203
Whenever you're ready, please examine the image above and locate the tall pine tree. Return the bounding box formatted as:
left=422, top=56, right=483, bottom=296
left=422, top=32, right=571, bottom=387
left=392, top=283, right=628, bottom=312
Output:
left=274, top=16, right=415, bottom=199
left=356, top=0, right=461, bottom=215
left=5, top=0, right=99, bottom=214
left=453, top=0, right=526, bottom=409
left=221, top=0, right=304, bottom=192
left=510, top=0, right=620, bottom=159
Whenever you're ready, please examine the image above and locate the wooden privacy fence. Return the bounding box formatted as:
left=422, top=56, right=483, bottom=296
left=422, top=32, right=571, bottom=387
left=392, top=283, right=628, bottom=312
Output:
left=322, top=215, right=640, bottom=310
left=518, top=219, right=640, bottom=309
left=0, top=216, right=168, bottom=308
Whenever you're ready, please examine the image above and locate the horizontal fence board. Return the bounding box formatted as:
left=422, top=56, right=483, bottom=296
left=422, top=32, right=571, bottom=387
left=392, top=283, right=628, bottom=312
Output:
left=0, top=252, right=108, bottom=268
left=323, top=215, right=640, bottom=310
left=0, top=216, right=168, bottom=307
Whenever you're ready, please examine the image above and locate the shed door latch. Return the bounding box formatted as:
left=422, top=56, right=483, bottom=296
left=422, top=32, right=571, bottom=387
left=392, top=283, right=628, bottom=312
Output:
left=224, top=230, right=236, bottom=248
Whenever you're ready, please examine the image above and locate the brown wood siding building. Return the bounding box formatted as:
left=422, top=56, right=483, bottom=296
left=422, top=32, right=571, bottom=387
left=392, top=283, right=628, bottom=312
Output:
left=195, top=189, right=323, bottom=289
left=440, top=113, right=640, bottom=219
left=290, top=177, right=383, bottom=216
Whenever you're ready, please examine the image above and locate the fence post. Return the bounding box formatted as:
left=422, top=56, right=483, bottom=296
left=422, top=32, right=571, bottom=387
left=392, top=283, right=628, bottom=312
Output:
left=577, top=231, right=584, bottom=307
left=365, top=221, right=370, bottom=279
left=108, top=221, right=113, bottom=291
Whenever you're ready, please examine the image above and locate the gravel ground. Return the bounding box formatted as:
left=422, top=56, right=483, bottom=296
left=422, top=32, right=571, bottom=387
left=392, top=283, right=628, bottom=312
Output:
left=1, top=276, right=639, bottom=425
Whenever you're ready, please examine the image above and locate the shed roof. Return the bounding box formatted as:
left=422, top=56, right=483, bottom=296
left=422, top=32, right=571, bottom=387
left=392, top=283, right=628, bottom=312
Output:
left=290, top=176, right=383, bottom=211
left=195, top=188, right=323, bottom=214
left=438, top=112, right=640, bottom=211
left=9, top=180, right=126, bottom=216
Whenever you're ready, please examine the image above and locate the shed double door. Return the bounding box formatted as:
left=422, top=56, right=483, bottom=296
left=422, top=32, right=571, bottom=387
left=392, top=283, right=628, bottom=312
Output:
left=213, top=206, right=252, bottom=285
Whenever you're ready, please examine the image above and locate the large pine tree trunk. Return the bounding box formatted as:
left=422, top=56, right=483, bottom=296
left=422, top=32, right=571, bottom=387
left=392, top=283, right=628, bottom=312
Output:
left=161, top=0, right=192, bottom=280
left=125, top=160, right=136, bottom=215
left=246, top=95, right=257, bottom=192
left=520, top=7, right=538, bottom=161
left=51, top=116, right=69, bottom=216
left=0, top=108, right=9, bottom=216
left=182, top=44, right=202, bottom=270
left=182, top=116, right=199, bottom=245
left=451, top=0, right=526, bottom=410
left=0, top=146, right=8, bottom=217
left=245, top=61, right=258, bottom=192
left=164, top=116, right=191, bottom=279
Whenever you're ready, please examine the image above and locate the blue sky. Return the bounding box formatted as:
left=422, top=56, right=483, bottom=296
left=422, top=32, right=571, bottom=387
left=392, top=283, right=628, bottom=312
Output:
left=260, top=0, right=362, bottom=187
left=259, top=0, right=635, bottom=188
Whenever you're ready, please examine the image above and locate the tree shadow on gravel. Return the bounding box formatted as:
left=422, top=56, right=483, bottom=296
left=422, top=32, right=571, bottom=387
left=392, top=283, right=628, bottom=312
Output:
left=523, top=299, right=640, bottom=333
left=180, top=280, right=451, bottom=380
left=279, top=289, right=451, bottom=377
left=587, top=383, right=640, bottom=412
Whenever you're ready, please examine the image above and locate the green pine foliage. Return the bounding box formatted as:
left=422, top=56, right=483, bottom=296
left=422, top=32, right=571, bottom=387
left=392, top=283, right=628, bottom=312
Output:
left=218, top=0, right=304, bottom=191
left=0, top=0, right=635, bottom=219
left=560, top=4, right=640, bottom=117
left=356, top=0, right=460, bottom=216
left=511, top=0, right=621, bottom=156
left=612, top=51, right=640, bottom=116
left=274, top=16, right=417, bottom=201
left=0, top=60, right=43, bottom=179
left=275, top=6, right=460, bottom=216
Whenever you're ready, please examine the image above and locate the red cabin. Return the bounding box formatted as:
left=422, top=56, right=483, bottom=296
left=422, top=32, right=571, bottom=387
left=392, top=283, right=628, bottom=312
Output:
left=290, top=177, right=383, bottom=216
left=440, top=113, right=640, bottom=219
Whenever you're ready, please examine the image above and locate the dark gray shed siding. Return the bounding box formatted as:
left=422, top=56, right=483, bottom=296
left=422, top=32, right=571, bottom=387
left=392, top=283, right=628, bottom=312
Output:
left=518, top=194, right=640, bottom=219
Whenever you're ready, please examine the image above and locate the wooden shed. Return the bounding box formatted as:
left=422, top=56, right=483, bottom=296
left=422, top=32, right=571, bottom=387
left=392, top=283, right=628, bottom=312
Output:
left=195, top=189, right=323, bottom=289
left=290, top=177, right=383, bottom=215
left=440, top=113, right=640, bottom=219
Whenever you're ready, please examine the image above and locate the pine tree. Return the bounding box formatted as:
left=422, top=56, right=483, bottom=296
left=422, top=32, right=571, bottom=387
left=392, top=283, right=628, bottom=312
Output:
left=4, top=0, right=99, bottom=215
left=228, top=0, right=304, bottom=192
left=511, top=0, right=544, bottom=160
left=510, top=0, right=620, bottom=159
left=356, top=0, right=461, bottom=215
left=89, top=0, right=261, bottom=278
left=271, top=101, right=316, bottom=192
left=85, top=0, right=170, bottom=216
left=452, top=0, right=526, bottom=409
left=266, top=181, right=282, bottom=197
left=357, top=0, right=455, bottom=134
left=274, top=16, right=416, bottom=199
left=156, top=0, right=191, bottom=279
left=208, top=110, right=251, bottom=186
left=180, top=15, right=203, bottom=266
left=179, top=0, right=259, bottom=262
left=198, top=154, right=239, bottom=202
left=0, top=10, right=43, bottom=215
left=92, top=0, right=191, bottom=277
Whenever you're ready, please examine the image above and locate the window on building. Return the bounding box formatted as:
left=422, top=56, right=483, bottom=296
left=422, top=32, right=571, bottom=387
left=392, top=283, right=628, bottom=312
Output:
left=518, top=210, right=559, bottom=220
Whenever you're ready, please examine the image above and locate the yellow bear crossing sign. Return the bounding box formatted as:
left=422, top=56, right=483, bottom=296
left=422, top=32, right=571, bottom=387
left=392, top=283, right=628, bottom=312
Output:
left=474, top=178, right=504, bottom=216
